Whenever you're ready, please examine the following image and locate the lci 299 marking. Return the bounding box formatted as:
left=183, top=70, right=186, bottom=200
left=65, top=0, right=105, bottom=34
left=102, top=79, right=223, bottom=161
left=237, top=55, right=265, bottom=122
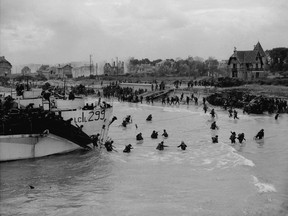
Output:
left=73, top=110, right=105, bottom=124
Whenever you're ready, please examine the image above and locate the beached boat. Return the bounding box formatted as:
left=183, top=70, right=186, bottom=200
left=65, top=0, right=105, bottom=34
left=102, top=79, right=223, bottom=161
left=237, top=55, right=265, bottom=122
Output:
left=14, top=89, right=113, bottom=140
left=0, top=107, right=96, bottom=161
left=0, top=90, right=114, bottom=162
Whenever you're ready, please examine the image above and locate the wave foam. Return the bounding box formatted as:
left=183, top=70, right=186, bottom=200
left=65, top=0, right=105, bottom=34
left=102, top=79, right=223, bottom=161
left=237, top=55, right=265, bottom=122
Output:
left=219, top=142, right=255, bottom=167
left=252, top=176, right=276, bottom=193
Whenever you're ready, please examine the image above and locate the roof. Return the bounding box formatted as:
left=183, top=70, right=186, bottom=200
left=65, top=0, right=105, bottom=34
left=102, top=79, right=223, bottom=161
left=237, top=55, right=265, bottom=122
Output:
left=228, top=42, right=266, bottom=65
left=232, top=50, right=257, bottom=63
left=0, top=56, right=12, bottom=66
left=38, top=65, right=50, bottom=71
left=254, top=42, right=266, bottom=56
left=59, top=64, right=73, bottom=69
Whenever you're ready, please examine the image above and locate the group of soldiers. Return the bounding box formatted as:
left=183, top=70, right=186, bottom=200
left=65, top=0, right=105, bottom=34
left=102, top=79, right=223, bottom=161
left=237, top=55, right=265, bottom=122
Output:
left=101, top=90, right=275, bottom=153
left=103, top=113, right=188, bottom=153
left=208, top=107, right=266, bottom=145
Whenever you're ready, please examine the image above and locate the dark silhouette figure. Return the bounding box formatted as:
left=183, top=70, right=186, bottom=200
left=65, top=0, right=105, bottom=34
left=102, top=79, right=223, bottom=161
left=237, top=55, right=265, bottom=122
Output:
left=162, top=129, right=168, bottom=138
left=230, top=132, right=237, bottom=144
left=255, top=129, right=264, bottom=140
left=136, top=132, right=143, bottom=141
left=146, top=114, right=152, bottom=121
left=123, top=144, right=133, bottom=153
left=212, top=135, right=218, bottom=143
left=156, top=141, right=168, bottom=151
left=122, top=120, right=127, bottom=127
left=237, top=133, right=246, bottom=143
left=210, top=109, right=216, bottom=118
left=104, top=140, right=115, bottom=152
left=233, top=110, right=239, bottom=119
left=228, top=108, right=233, bottom=118
left=203, top=104, right=208, bottom=113
left=177, top=141, right=187, bottom=150
left=210, top=121, right=219, bottom=130
left=151, top=130, right=158, bottom=139
left=125, top=115, right=132, bottom=123
left=275, top=113, right=280, bottom=120
left=91, top=133, right=100, bottom=147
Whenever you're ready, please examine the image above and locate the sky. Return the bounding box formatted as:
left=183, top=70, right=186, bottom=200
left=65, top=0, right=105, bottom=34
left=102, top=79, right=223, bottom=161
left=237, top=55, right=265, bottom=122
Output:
left=0, top=0, right=287, bottom=66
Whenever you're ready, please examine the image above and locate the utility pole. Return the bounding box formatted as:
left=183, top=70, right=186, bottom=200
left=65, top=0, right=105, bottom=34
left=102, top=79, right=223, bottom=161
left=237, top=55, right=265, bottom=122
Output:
left=95, top=63, right=98, bottom=80
left=90, top=54, right=92, bottom=77
left=116, top=57, right=118, bottom=76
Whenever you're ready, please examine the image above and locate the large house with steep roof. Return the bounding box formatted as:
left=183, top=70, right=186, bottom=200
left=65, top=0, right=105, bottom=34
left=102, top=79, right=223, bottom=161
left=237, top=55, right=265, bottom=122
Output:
left=228, top=42, right=268, bottom=80
left=0, top=56, right=12, bottom=77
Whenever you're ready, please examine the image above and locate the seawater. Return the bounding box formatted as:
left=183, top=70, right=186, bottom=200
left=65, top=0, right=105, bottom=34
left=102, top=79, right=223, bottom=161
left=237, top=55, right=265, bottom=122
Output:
left=1, top=99, right=288, bottom=216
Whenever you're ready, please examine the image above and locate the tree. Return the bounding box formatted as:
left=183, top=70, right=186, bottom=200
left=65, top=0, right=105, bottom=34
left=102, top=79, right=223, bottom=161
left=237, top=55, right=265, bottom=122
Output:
left=267, top=47, right=288, bottom=72
left=157, top=64, right=173, bottom=76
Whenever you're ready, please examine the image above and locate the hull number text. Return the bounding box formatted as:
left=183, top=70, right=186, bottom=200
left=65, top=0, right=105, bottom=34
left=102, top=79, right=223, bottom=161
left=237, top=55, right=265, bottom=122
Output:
left=74, top=110, right=105, bottom=124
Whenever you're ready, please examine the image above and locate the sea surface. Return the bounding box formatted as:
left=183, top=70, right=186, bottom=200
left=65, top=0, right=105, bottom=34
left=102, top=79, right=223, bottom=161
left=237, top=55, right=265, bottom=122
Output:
left=1, top=98, right=288, bottom=216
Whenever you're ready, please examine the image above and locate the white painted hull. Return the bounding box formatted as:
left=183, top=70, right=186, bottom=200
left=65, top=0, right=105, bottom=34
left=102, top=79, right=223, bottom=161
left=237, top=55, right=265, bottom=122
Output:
left=1, top=96, right=114, bottom=162
left=0, top=134, right=92, bottom=162
left=60, top=107, right=113, bottom=141
left=17, top=97, right=113, bottom=142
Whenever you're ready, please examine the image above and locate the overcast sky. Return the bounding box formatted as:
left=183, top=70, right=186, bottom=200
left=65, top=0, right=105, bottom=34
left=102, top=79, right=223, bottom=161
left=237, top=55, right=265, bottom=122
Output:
left=0, top=0, right=287, bottom=65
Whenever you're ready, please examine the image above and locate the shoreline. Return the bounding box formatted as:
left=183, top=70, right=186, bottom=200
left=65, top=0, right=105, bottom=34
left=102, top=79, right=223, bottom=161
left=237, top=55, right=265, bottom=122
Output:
left=172, top=85, right=288, bottom=99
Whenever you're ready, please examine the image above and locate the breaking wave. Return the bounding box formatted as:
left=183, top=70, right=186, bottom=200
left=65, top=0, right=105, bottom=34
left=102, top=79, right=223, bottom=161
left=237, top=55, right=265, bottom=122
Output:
left=252, top=176, right=276, bottom=193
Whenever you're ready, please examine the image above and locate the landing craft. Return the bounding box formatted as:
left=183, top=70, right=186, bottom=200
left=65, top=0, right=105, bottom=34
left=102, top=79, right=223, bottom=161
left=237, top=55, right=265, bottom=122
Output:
left=0, top=90, right=113, bottom=162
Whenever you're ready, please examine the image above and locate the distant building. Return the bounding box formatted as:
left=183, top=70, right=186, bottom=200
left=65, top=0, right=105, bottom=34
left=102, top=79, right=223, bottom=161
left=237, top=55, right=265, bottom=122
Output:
left=57, top=64, right=73, bottom=78
left=73, top=65, right=91, bottom=78
left=104, top=61, right=124, bottom=76
left=37, top=65, right=57, bottom=79
left=0, top=56, right=12, bottom=77
left=21, top=66, right=31, bottom=75
left=37, top=65, right=50, bottom=78
left=228, top=42, right=268, bottom=80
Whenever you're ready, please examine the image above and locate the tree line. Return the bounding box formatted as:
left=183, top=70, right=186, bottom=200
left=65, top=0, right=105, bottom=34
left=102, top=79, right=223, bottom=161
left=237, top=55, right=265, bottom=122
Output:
left=126, top=56, right=227, bottom=78
left=266, top=47, right=288, bottom=75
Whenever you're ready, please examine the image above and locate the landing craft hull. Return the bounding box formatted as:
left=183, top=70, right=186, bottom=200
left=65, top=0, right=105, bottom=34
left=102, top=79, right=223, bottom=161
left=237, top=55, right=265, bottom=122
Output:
left=1, top=94, right=114, bottom=162
left=17, top=97, right=113, bottom=142
left=0, top=134, right=92, bottom=162
left=60, top=106, right=113, bottom=141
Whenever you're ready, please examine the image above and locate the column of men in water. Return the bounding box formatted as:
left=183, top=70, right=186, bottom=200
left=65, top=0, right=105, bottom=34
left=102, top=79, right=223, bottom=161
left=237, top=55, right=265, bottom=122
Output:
left=97, top=105, right=267, bottom=153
